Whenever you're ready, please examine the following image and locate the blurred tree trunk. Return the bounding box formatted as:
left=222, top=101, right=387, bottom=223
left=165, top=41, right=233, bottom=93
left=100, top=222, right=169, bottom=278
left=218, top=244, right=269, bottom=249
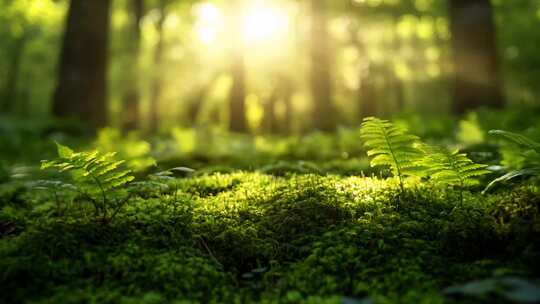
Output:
left=121, top=0, right=144, bottom=132
left=228, top=0, right=247, bottom=133
left=52, top=0, right=111, bottom=129
left=358, top=62, right=377, bottom=118
left=18, top=72, right=31, bottom=117
left=186, top=74, right=220, bottom=125
left=391, top=16, right=405, bottom=111
left=281, top=77, right=293, bottom=134
left=262, top=90, right=278, bottom=134
left=148, top=0, right=166, bottom=133
left=448, top=0, right=504, bottom=114
left=348, top=21, right=376, bottom=120
left=1, top=33, right=27, bottom=114
left=310, top=0, right=335, bottom=132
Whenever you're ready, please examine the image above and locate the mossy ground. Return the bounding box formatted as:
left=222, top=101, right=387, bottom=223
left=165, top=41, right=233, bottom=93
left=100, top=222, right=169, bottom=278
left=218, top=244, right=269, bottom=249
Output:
left=1, top=168, right=539, bottom=303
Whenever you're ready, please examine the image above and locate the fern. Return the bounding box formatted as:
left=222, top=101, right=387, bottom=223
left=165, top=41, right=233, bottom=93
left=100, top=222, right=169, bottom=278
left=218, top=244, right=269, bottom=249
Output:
left=420, top=146, right=490, bottom=203
left=488, top=130, right=540, bottom=153
left=41, top=143, right=134, bottom=221
left=360, top=117, right=423, bottom=191
left=484, top=130, right=540, bottom=193
left=421, top=147, right=490, bottom=186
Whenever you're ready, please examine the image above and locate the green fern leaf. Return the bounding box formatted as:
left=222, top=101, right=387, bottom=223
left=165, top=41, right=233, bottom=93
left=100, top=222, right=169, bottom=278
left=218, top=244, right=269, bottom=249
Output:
left=483, top=168, right=540, bottom=194
left=41, top=143, right=134, bottom=199
left=484, top=129, right=540, bottom=193
left=420, top=146, right=490, bottom=187
left=489, top=130, right=540, bottom=153
left=360, top=117, right=423, bottom=188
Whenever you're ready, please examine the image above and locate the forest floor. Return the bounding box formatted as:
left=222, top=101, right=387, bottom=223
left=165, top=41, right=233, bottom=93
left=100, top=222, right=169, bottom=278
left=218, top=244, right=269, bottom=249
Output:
left=1, top=116, right=540, bottom=303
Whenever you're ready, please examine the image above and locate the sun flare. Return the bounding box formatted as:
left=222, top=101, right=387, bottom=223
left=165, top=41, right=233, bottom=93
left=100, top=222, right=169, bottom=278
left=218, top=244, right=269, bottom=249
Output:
left=242, top=6, right=288, bottom=43
left=193, top=2, right=289, bottom=46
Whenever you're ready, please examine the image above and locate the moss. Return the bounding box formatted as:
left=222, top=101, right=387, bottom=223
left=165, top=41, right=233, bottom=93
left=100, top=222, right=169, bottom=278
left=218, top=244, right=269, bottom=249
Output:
left=1, top=172, right=539, bottom=303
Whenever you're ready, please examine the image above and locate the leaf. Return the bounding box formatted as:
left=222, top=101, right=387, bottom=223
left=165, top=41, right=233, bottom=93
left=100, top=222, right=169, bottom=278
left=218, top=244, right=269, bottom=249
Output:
left=483, top=168, right=540, bottom=194
left=489, top=130, right=540, bottom=153
left=443, top=277, right=540, bottom=303
left=170, top=167, right=196, bottom=173
left=360, top=117, right=423, bottom=181
left=444, top=278, right=498, bottom=296
left=55, top=142, right=74, bottom=158
left=41, top=144, right=134, bottom=201
left=420, top=146, right=490, bottom=187
left=500, top=277, right=540, bottom=303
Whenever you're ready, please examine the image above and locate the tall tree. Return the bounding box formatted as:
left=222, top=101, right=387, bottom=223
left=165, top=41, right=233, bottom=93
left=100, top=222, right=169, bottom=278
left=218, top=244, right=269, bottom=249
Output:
left=262, top=89, right=278, bottom=134
left=121, top=0, right=144, bottom=131
left=358, top=63, right=377, bottom=119
left=52, top=0, right=111, bottom=128
left=148, top=0, right=167, bottom=133
left=310, top=0, right=336, bottom=131
left=1, top=33, right=27, bottom=113
left=185, top=73, right=220, bottom=125
left=448, top=0, right=504, bottom=114
left=347, top=20, right=376, bottom=120
left=280, top=76, right=293, bottom=134
left=228, top=0, right=247, bottom=133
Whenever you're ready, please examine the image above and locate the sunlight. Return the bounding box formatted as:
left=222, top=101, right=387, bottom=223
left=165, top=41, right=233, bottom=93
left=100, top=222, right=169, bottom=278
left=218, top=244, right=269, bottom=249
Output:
left=193, top=3, right=221, bottom=45
left=193, top=1, right=289, bottom=46
left=242, top=5, right=288, bottom=44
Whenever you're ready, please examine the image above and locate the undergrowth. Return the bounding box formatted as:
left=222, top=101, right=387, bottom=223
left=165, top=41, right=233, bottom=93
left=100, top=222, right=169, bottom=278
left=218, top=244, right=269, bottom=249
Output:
left=1, top=116, right=540, bottom=303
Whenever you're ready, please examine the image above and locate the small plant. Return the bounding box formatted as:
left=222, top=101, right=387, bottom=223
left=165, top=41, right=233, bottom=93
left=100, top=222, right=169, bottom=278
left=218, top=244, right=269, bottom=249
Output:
left=30, top=180, right=77, bottom=216
left=40, top=143, right=135, bottom=222
left=484, top=130, right=540, bottom=193
left=360, top=117, right=423, bottom=192
left=361, top=117, right=490, bottom=202
left=420, top=146, right=490, bottom=203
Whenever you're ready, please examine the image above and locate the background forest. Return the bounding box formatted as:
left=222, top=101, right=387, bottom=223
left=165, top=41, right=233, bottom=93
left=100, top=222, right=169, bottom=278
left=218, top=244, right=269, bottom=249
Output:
left=2, top=0, right=539, bottom=134
left=2, top=0, right=540, bottom=303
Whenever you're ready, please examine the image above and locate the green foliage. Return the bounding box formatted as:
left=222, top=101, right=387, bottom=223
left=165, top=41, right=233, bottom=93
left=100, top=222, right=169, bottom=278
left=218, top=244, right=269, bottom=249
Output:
left=1, top=170, right=540, bottom=303
left=360, top=117, right=423, bottom=190
left=490, top=130, right=540, bottom=154
left=420, top=146, right=490, bottom=188
left=485, top=130, right=540, bottom=193
left=94, top=128, right=156, bottom=172
left=457, top=113, right=485, bottom=146
left=40, top=142, right=134, bottom=221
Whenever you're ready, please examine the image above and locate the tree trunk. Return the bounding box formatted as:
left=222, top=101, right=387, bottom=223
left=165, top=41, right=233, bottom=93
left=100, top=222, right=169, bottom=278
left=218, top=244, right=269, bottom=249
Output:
left=310, top=0, right=335, bottom=132
left=121, top=0, right=144, bottom=132
left=391, top=16, right=405, bottom=111
left=148, top=0, right=166, bottom=133
left=348, top=22, right=376, bottom=120
left=358, top=62, right=377, bottom=118
left=52, top=0, right=111, bottom=129
left=186, top=74, right=219, bottom=125
left=262, top=90, right=278, bottom=134
left=1, top=33, right=27, bottom=114
left=280, top=76, right=293, bottom=134
left=448, top=0, right=504, bottom=114
left=228, top=0, right=247, bottom=133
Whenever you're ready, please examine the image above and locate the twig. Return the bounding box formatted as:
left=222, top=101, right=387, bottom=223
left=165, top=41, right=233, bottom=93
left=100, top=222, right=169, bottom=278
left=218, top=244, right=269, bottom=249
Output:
left=199, top=236, right=223, bottom=269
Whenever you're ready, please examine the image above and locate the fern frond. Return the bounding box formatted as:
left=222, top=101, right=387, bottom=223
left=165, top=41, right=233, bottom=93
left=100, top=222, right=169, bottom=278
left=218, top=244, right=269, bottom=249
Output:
left=420, top=146, right=491, bottom=187
left=489, top=130, right=540, bottom=153
left=484, top=129, right=540, bottom=193
left=360, top=117, right=423, bottom=185
left=41, top=143, right=134, bottom=196
left=483, top=168, right=540, bottom=194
